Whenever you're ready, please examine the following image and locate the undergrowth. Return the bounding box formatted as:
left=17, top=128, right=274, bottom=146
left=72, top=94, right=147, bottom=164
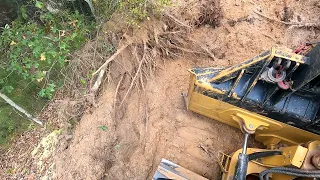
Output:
left=95, top=0, right=170, bottom=25
left=0, top=0, right=170, bottom=145
left=0, top=2, right=94, bottom=99
left=0, top=0, right=94, bottom=145
left=120, top=0, right=170, bottom=25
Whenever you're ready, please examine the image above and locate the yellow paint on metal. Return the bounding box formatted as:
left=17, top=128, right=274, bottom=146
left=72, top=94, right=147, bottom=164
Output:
left=185, top=46, right=316, bottom=180
left=228, top=69, right=244, bottom=97
left=206, top=47, right=305, bottom=82
left=274, top=49, right=305, bottom=63
left=208, top=48, right=274, bottom=82
left=230, top=92, right=240, bottom=100
left=230, top=113, right=270, bottom=134
left=194, top=81, right=225, bottom=94
left=221, top=148, right=267, bottom=180
left=217, top=152, right=231, bottom=173
left=262, top=146, right=308, bottom=167
left=187, top=73, right=320, bottom=146
left=221, top=146, right=309, bottom=180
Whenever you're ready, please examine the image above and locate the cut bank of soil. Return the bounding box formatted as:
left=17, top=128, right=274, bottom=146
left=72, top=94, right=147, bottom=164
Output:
left=2, top=0, right=320, bottom=179
left=53, top=0, right=320, bottom=179
left=54, top=59, right=260, bottom=179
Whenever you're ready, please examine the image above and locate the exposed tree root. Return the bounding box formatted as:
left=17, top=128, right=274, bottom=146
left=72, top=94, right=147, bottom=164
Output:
left=254, top=10, right=320, bottom=28
left=93, top=42, right=132, bottom=76
left=119, top=42, right=147, bottom=108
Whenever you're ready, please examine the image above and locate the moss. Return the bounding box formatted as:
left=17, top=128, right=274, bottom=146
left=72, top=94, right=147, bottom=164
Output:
left=31, top=129, right=62, bottom=173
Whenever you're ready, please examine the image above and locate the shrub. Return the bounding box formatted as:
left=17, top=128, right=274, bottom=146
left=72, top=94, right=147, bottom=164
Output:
left=0, top=1, right=95, bottom=99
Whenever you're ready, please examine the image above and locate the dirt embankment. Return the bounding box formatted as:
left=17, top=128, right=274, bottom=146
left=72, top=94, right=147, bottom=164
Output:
left=2, top=0, right=320, bottom=179
left=53, top=0, right=320, bottom=179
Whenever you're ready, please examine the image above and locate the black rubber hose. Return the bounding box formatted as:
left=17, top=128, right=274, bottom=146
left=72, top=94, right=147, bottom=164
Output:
left=259, top=167, right=320, bottom=180
left=266, top=167, right=320, bottom=175
left=262, top=170, right=320, bottom=180
left=248, top=151, right=282, bottom=161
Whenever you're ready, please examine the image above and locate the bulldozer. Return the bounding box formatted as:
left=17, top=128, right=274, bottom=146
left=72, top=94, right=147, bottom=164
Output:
left=153, top=43, right=320, bottom=180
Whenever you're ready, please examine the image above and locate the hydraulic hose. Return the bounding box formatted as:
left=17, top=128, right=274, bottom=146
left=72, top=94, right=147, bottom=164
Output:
left=259, top=167, right=320, bottom=180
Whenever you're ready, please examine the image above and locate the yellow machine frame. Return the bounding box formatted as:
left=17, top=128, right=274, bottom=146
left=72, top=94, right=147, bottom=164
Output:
left=185, top=46, right=320, bottom=179
left=186, top=76, right=320, bottom=147
left=217, top=141, right=320, bottom=179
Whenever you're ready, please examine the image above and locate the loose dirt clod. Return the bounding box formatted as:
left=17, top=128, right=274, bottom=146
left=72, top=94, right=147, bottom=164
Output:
left=193, top=0, right=222, bottom=27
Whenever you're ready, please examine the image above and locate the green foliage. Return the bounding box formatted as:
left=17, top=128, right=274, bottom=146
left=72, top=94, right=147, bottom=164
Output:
left=2, top=86, right=14, bottom=93
left=0, top=1, right=95, bottom=99
left=35, top=1, right=44, bottom=10
left=119, top=0, right=171, bottom=25
left=38, top=83, right=56, bottom=99
left=95, top=0, right=120, bottom=21
left=95, top=0, right=170, bottom=25
left=98, top=125, right=108, bottom=131
left=0, top=1, right=95, bottom=145
left=0, top=70, right=47, bottom=145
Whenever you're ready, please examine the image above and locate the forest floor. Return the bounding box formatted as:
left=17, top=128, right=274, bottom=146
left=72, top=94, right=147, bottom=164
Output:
left=1, top=0, right=320, bottom=179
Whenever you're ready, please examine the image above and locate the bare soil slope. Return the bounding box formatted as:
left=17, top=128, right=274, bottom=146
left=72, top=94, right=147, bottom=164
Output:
left=53, top=0, right=320, bottom=179
left=55, top=59, right=258, bottom=179
left=2, top=0, right=320, bottom=179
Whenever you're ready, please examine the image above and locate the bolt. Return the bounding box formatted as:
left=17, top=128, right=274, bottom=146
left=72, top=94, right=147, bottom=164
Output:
left=249, top=124, right=254, bottom=129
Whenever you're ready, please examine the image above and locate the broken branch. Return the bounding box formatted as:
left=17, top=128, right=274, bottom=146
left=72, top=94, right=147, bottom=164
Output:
left=254, top=10, right=320, bottom=28
left=0, top=92, right=43, bottom=125
left=164, top=12, right=192, bottom=29
left=114, top=74, right=124, bottom=110
left=91, top=69, right=105, bottom=93
left=253, top=10, right=294, bottom=25
left=92, top=43, right=131, bottom=76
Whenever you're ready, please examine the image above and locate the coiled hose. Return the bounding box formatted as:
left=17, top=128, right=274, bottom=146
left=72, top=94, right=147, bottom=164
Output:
left=259, top=167, right=320, bottom=180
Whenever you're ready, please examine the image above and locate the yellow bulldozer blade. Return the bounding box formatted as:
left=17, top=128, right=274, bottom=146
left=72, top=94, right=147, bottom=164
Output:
left=185, top=44, right=320, bottom=147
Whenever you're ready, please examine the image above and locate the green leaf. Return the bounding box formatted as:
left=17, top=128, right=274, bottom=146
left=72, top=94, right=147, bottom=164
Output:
left=25, top=63, right=32, bottom=69
left=38, top=89, right=45, bottom=97
left=35, top=1, right=44, bottom=9
left=34, top=63, right=40, bottom=68
left=71, top=32, right=77, bottom=38
left=114, top=144, right=121, bottom=149
left=98, top=125, right=108, bottom=131
left=88, top=71, right=93, bottom=79
left=80, top=78, right=86, bottom=85
left=20, top=6, right=28, bottom=19
left=2, top=86, right=14, bottom=93
left=38, top=84, right=56, bottom=99
left=52, top=26, right=58, bottom=33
